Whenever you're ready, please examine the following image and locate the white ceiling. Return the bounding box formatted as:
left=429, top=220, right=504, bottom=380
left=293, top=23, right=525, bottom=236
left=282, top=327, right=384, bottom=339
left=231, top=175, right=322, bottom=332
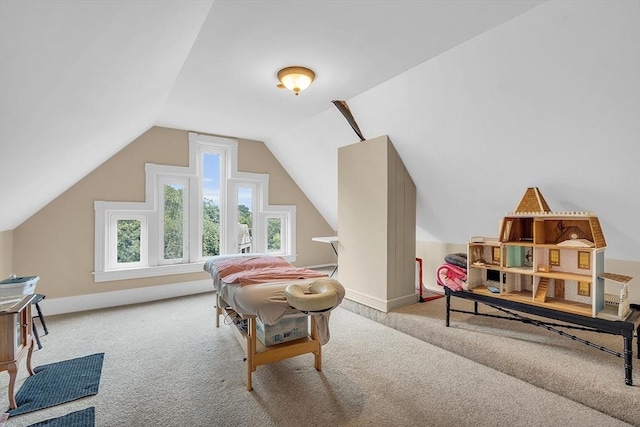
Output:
left=0, top=0, right=545, bottom=232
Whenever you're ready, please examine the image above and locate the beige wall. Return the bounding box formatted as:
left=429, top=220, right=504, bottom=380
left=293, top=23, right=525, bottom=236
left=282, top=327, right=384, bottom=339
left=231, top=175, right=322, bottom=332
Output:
left=0, top=230, right=13, bottom=278
left=11, top=127, right=336, bottom=299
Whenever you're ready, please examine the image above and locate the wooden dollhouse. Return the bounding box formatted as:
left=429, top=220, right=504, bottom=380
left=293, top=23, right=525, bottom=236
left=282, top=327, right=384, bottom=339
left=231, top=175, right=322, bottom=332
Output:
left=467, top=187, right=633, bottom=320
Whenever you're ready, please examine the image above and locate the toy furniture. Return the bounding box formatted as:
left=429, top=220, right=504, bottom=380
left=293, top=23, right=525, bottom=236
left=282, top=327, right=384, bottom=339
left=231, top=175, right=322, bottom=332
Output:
left=466, top=188, right=634, bottom=321
left=447, top=187, right=640, bottom=385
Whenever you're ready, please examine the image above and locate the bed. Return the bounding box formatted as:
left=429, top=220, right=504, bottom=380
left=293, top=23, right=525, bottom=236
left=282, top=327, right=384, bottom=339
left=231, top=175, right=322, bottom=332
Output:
left=203, top=254, right=345, bottom=390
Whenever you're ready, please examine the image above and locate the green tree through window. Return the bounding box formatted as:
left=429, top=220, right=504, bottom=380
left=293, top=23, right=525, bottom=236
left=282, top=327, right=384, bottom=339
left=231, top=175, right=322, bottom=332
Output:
left=164, top=184, right=184, bottom=259
left=203, top=198, right=220, bottom=256
left=117, top=219, right=141, bottom=263
left=268, top=218, right=281, bottom=251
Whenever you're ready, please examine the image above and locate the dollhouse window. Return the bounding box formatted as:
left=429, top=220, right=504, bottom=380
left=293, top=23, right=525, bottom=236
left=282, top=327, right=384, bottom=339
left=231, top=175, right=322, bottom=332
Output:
left=492, top=247, right=500, bottom=263
left=578, top=281, right=590, bottom=296
left=549, top=249, right=560, bottom=266
left=577, top=251, right=590, bottom=269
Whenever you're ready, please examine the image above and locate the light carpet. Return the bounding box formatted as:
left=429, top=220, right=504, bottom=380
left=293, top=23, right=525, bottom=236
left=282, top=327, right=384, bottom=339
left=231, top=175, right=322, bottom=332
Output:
left=0, top=292, right=634, bottom=426
left=340, top=295, right=640, bottom=426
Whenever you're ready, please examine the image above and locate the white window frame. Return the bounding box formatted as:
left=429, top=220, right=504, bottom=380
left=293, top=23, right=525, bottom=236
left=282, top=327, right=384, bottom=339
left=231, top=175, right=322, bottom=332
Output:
left=94, top=132, right=296, bottom=283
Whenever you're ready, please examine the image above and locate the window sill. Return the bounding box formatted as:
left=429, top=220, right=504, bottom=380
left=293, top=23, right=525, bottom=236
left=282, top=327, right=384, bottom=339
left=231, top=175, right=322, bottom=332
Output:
left=94, top=262, right=206, bottom=283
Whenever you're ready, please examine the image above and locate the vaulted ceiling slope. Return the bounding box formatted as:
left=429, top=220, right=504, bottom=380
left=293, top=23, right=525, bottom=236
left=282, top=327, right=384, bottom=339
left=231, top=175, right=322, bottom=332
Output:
left=0, top=0, right=543, bottom=231
left=0, top=0, right=214, bottom=230
left=2, top=1, right=638, bottom=263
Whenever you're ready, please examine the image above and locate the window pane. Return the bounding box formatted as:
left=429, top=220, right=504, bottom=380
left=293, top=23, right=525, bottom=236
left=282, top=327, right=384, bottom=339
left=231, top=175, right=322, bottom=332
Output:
left=578, top=281, right=590, bottom=296
left=237, top=187, right=253, bottom=253
left=578, top=251, right=590, bottom=269
left=117, top=219, right=141, bottom=262
left=164, top=183, right=184, bottom=259
left=492, top=247, right=500, bottom=263
left=267, top=218, right=281, bottom=252
left=202, top=153, right=221, bottom=257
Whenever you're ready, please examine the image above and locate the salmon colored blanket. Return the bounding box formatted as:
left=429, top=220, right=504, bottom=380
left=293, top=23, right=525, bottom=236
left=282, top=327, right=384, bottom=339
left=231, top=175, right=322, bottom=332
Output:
left=212, top=255, right=327, bottom=286
left=436, top=263, right=468, bottom=292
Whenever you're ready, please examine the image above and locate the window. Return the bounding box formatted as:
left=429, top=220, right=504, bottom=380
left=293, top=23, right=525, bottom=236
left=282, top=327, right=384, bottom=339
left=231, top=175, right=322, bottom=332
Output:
left=237, top=185, right=254, bottom=253
left=267, top=216, right=284, bottom=253
left=577, top=251, right=590, bottom=269
left=492, top=247, right=500, bottom=264
left=578, top=281, right=590, bottom=297
left=109, top=214, right=147, bottom=270
left=160, top=179, right=188, bottom=264
left=201, top=150, right=224, bottom=258
left=94, top=133, right=296, bottom=282
left=549, top=249, right=560, bottom=266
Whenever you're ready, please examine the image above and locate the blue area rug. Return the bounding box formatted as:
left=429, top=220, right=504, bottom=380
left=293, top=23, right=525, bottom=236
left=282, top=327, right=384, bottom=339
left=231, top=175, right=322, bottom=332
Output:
left=26, top=407, right=95, bottom=427
left=7, top=353, right=104, bottom=417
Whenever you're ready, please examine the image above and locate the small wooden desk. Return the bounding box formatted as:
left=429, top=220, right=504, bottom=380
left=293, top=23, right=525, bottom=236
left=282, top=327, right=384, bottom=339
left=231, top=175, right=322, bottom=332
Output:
left=1, top=294, right=36, bottom=409
left=312, top=236, right=338, bottom=277
left=444, top=287, right=640, bottom=385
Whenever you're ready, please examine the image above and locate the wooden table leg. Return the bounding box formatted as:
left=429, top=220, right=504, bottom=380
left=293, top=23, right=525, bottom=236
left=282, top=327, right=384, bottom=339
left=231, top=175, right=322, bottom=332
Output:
left=25, top=335, right=35, bottom=375
left=7, top=361, right=18, bottom=410
left=246, top=318, right=255, bottom=391
left=311, top=316, right=322, bottom=371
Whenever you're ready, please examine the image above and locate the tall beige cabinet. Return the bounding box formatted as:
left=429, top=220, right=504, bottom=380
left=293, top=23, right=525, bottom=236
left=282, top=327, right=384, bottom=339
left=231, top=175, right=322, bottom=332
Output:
left=338, top=135, right=417, bottom=312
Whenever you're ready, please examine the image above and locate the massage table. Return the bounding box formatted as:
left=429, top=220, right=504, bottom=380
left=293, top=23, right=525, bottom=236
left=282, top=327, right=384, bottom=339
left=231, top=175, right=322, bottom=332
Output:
left=203, top=254, right=345, bottom=390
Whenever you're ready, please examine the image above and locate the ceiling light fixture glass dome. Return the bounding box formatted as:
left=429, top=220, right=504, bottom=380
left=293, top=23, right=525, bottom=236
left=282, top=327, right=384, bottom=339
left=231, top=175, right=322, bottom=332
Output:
left=276, top=66, right=315, bottom=95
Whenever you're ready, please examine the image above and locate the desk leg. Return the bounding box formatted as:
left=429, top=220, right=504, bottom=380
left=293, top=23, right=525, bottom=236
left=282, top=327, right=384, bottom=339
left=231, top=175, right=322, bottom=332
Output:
left=330, top=243, right=338, bottom=277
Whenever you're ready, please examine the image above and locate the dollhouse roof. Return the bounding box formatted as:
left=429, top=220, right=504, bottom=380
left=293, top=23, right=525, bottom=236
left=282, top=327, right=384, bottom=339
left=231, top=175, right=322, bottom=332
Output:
left=600, top=272, right=633, bottom=285
left=503, top=187, right=607, bottom=248
left=514, top=187, right=551, bottom=213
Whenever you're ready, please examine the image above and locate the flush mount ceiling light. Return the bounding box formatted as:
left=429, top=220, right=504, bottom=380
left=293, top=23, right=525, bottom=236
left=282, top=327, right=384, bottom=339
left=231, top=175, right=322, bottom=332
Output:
left=276, top=66, right=315, bottom=95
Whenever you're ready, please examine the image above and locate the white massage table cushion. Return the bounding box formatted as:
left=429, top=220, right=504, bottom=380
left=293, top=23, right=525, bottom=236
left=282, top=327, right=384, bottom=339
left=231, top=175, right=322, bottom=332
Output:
left=284, top=278, right=339, bottom=312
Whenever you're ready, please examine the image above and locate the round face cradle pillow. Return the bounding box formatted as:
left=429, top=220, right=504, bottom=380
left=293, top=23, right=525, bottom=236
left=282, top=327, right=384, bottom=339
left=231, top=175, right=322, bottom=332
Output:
left=285, top=278, right=340, bottom=312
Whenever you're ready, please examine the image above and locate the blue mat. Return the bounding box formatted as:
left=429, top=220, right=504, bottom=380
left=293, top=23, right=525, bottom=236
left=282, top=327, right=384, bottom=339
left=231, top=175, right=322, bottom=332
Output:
left=27, top=407, right=95, bottom=427
left=7, top=353, right=104, bottom=417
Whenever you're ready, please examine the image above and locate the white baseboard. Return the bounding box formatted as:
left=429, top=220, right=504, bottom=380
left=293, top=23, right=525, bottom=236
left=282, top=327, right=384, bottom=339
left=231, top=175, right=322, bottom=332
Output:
left=38, top=279, right=214, bottom=316
left=345, top=287, right=419, bottom=313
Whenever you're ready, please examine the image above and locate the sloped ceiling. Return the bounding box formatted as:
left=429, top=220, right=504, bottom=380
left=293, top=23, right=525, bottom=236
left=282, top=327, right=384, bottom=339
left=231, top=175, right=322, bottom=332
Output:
left=1, top=1, right=639, bottom=261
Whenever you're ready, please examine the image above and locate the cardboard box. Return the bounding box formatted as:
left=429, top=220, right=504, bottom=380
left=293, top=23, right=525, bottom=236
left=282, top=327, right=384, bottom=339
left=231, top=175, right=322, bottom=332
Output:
left=256, top=316, right=308, bottom=346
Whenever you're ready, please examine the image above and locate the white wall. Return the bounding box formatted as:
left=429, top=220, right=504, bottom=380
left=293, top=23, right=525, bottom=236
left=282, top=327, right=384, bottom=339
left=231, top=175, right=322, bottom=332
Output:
left=270, top=0, right=639, bottom=263
left=352, top=0, right=639, bottom=261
